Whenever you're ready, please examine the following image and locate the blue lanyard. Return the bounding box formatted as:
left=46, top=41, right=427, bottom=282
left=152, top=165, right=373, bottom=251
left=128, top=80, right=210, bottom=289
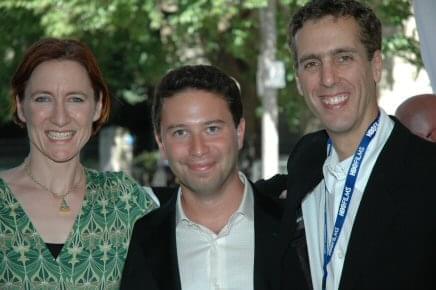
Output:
left=322, top=114, right=380, bottom=290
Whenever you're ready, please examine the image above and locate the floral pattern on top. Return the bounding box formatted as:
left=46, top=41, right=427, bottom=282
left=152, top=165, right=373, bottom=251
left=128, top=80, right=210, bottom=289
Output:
left=0, top=169, right=158, bottom=290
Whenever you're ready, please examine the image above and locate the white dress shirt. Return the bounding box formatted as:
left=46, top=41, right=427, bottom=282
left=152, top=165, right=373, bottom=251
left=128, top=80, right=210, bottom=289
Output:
left=302, top=110, right=394, bottom=290
left=176, top=172, right=254, bottom=290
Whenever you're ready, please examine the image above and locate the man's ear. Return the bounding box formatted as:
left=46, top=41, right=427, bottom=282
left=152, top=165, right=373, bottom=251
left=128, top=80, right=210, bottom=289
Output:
left=371, top=50, right=383, bottom=83
left=236, top=118, right=246, bottom=149
left=16, top=95, right=27, bottom=123
left=154, top=130, right=167, bottom=160
left=296, top=75, right=303, bottom=96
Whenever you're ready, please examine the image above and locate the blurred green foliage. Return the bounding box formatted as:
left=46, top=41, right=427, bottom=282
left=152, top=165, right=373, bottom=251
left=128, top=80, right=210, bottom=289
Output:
left=0, top=0, right=420, bottom=133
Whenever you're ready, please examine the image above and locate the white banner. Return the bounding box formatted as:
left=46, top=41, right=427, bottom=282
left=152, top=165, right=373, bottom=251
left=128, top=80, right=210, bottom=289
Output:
left=413, top=0, right=436, bottom=92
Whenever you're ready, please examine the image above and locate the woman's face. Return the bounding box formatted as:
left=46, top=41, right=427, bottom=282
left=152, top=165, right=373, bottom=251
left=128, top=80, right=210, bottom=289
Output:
left=17, top=60, right=102, bottom=163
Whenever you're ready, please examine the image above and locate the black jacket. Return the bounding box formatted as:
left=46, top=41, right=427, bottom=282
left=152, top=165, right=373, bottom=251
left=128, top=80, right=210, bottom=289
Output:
left=121, top=178, right=286, bottom=290
left=275, top=118, right=436, bottom=290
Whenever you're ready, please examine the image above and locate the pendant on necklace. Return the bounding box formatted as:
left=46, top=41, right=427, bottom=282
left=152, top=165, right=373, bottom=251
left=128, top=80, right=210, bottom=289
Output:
left=59, top=198, right=71, bottom=213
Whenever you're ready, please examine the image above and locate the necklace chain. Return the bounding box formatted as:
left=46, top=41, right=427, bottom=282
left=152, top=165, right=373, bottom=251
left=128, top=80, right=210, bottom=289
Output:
left=24, top=160, right=84, bottom=213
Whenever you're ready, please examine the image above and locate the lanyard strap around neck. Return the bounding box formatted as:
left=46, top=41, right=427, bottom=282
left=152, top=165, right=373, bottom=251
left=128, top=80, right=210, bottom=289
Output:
left=322, top=113, right=380, bottom=290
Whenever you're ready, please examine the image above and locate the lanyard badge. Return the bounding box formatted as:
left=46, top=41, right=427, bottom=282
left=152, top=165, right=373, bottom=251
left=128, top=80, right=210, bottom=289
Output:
left=322, top=114, right=380, bottom=290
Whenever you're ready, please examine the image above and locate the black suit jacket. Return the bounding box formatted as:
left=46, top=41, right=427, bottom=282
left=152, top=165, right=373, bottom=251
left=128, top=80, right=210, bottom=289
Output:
left=275, top=118, right=436, bottom=290
left=121, top=180, right=286, bottom=290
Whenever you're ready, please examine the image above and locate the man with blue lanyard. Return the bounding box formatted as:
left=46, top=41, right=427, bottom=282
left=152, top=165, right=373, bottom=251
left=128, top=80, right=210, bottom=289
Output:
left=273, top=1, right=436, bottom=290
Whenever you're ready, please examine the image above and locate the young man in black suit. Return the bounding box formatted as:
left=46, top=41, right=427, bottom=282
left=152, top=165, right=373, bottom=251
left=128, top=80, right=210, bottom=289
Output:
left=275, top=1, right=436, bottom=290
left=121, top=65, right=287, bottom=290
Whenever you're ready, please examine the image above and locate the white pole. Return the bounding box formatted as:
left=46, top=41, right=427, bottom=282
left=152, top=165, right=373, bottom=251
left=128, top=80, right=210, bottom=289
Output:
left=258, top=0, right=280, bottom=178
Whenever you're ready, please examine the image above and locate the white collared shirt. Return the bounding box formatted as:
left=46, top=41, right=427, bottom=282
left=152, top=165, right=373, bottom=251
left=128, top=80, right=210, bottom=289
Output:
left=302, top=110, right=394, bottom=290
left=176, top=172, right=254, bottom=290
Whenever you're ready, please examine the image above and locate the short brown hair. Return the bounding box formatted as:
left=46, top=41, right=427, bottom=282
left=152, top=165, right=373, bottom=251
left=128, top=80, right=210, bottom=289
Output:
left=11, top=38, right=111, bottom=134
left=153, top=65, right=242, bottom=134
left=288, top=0, right=381, bottom=65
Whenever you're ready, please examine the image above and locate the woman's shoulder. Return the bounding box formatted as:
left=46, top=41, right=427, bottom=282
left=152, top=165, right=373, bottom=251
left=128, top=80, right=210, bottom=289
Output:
left=0, top=166, right=26, bottom=199
left=85, top=169, right=154, bottom=199
left=85, top=169, right=159, bottom=212
left=0, top=165, right=24, bottom=186
left=0, top=171, right=8, bottom=190
left=0, top=170, right=8, bottom=183
left=85, top=168, right=135, bottom=184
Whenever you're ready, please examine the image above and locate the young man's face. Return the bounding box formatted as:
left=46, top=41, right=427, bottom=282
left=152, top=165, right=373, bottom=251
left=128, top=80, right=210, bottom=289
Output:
left=295, top=15, right=382, bottom=143
left=156, top=89, right=245, bottom=198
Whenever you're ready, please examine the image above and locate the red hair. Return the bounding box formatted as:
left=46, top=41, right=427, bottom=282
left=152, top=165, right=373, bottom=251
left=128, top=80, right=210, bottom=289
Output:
left=11, top=38, right=111, bottom=134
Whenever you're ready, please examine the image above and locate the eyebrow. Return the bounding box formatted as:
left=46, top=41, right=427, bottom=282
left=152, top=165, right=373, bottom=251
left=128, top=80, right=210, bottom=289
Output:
left=298, top=54, right=320, bottom=66
left=29, top=90, right=52, bottom=97
left=332, top=47, right=358, bottom=55
left=29, top=90, right=90, bottom=98
left=204, top=119, right=225, bottom=126
left=165, top=119, right=225, bottom=131
left=67, top=91, right=89, bottom=96
left=165, top=124, right=186, bottom=131
left=298, top=47, right=358, bottom=65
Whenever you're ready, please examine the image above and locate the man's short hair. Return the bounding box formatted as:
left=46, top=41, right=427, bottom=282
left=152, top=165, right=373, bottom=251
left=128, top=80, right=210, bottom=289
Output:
left=153, top=65, right=243, bottom=133
left=288, top=0, right=381, bottom=65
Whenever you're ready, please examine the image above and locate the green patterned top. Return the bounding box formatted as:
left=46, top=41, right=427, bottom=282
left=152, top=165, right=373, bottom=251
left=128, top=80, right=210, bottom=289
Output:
left=0, top=169, right=158, bottom=290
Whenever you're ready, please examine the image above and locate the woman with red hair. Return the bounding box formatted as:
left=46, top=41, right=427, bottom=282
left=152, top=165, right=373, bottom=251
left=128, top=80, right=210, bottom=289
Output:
left=0, top=38, right=157, bottom=289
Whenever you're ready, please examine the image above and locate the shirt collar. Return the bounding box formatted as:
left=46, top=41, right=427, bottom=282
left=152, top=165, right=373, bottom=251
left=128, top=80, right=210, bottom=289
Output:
left=236, top=172, right=255, bottom=221
left=175, top=171, right=254, bottom=226
left=323, top=109, right=394, bottom=194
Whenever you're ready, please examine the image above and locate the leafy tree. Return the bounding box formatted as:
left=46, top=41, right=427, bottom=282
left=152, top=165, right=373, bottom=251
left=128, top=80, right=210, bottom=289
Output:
left=0, top=0, right=419, bottom=142
left=0, top=6, right=44, bottom=123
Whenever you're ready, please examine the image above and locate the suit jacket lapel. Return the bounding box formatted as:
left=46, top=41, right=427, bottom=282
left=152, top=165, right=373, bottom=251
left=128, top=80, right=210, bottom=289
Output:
left=276, top=131, right=327, bottom=290
left=149, top=189, right=182, bottom=290
left=278, top=120, right=415, bottom=290
left=282, top=130, right=327, bottom=242
left=339, top=120, right=408, bottom=290
left=253, top=184, right=283, bottom=290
